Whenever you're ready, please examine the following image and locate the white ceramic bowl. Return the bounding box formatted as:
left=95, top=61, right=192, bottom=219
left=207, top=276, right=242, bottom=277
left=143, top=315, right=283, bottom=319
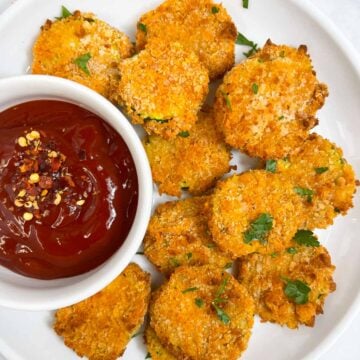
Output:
left=0, top=75, right=153, bottom=311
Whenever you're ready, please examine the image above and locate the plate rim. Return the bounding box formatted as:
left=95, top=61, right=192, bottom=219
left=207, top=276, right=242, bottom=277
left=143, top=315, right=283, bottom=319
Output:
left=0, top=0, right=359, bottom=359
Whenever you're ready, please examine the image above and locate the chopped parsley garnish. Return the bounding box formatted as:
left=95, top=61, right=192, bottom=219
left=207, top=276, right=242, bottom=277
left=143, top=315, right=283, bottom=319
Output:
left=243, top=0, right=249, bottom=9
left=265, top=159, right=277, bottom=173
left=74, top=53, right=91, bottom=75
left=282, top=278, right=311, bottom=305
left=315, top=167, right=329, bottom=174
left=252, top=83, right=259, bottom=94
left=143, top=117, right=169, bottom=124
left=243, top=213, right=273, bottom=244
left=294, top=186, right=314, bottom=203
left=278, top=115, right=285, bottom=120
left=206, top=243, right=216, bottom=249
left=334, top=207, right=341, bottom=213
left=236, top=32, right=258, bottom=57
left=270, top=252, right=278, bottom=258
left=211, top=6, right=219, bottom=14
left=186, top=252, right=192, bottom=259
left=293, top=230, right=320, bottom=247
left=212, top=303, right=230, bottom=324
left=138, top=22, right=147, bottom=33
left=221, top=90, right=232, bottom=111
left=145, top=352, right=151, bottom=359
left=55, top=5, right=72, bottom=20
left=224, top=262, right=233, bottom=269
left=195, top=298, right=204, bottom=308
left=182, top=287, right=198, bottom=294
left=178, top=131, right=190, bottom=138
left=212, top=277, right=230, bottom=324
left=169, top=257, right=180, bottom=267
left=287, top=247, right=297, bottom=254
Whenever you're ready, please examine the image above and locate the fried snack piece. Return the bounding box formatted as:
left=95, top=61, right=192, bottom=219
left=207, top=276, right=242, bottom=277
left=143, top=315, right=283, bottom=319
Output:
left=111, top=40, right=209, bottom=139
left=32, top=11, right=134, bottom=98
left=276, top=133, right=356, bottom=229
left=54, top=263, right=151, bottom=360
left=136, top=0, right=237, bottom=80
left=238, top=245, right=336, bottom=329
left=145, top=326, right=177, bottom=360
left=150, top=265, right=255, bottom=360
left=214, top=41, right=329, bottom=159
left=143, top=111, right=231, bottom=196
left=206, top=170, right=304, bottom=259
left=144, top=197, right=232, bottom=277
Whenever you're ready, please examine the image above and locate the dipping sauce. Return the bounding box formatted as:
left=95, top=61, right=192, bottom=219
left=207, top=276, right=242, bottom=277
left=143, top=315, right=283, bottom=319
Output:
left=0, top=100, right=138, bottom=279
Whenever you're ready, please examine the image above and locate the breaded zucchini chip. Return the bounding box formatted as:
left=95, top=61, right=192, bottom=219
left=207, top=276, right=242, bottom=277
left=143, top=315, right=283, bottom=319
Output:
left=112, top=40, right=209, bottom=139
left=136, top=0, right=237, bottom=80
left=207, top=170, right=304, bottom=259
left=54, top=263, right=151, bottom=360
left=214, top=41, right=329, bottom=159
left=143, top=110, right=231, bottom=196
left=276, top=133, right=356, bottom=229
left=144, top=197, right=232, bottom=277
left=150, top=265, right=255, bottom=360
left=32, top=11, right=134, bottom=98
left=145, top=326, right=177, bottom=360
left=238, top=244, right=336, bottom=329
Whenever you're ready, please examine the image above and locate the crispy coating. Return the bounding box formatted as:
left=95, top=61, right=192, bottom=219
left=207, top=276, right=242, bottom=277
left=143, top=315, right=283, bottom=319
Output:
left=206, top=170, right=304, bottom=259
left=238, top=245, right=336, bottom=329
left=111, top=40, right=209, bottom=139
left=150, top=265, right=255, bottom=360
left=143, top=111, right=232, bottom=196
left=32, top=11, right=134, bottom=98
left=276, top=133, right=356, bottom=229
left=136, top=0, right=237, bottom=80
left=144, top=197, right=232, bottom=277
left=145, top=326, right=177, bottom=360
left=214, top=41, right=329, bottom=159
left=54, top=263, right=151, bottom=360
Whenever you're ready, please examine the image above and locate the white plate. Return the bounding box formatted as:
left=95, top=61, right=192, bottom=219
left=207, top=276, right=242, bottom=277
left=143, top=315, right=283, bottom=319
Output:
left=0, top=0, right=359, bottom=359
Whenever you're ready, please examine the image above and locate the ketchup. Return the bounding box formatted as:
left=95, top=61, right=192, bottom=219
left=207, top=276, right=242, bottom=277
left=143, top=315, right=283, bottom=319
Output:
left=0, top=100, right=138, bottom=279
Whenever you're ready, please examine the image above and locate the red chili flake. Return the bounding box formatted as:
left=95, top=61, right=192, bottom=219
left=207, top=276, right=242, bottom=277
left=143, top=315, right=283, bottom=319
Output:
left=39, top=176, right=53, bottom=189
left=63, top=175, right=75, bottom=188
left=51, top=159, right=61, bottom=172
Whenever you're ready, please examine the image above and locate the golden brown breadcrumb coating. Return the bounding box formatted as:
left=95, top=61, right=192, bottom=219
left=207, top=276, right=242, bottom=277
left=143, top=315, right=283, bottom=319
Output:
left=238, top=244, right=336, bottom=329
left=206, top=170, right=304, bottom=259
left=214, top=41, right=328, bottom=159
left=32, top=11, right=134, bottom=98
left=143, top=110, right=232, bottom=196
left=276, top=133, right=356, bottom=229
left=54, top=263, right=151, bottom=360
left=136, top=0, right=237, bottom=80
left=145, top=325, right=177, bottom=360
left=144, top=197, right=232, bottom=277
left=150, top=265, right=254, bottom=360
left=111, top=40, right=209, bottom=139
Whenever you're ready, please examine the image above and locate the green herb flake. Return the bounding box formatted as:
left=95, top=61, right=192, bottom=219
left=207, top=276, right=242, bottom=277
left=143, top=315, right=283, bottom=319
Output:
left=243, top=213, right=273, bottom=244
left=178, top=131, right=190, bottom=138
left=182, top=287, right=198, bottom=294
left=315, top=167, right=329, bottom=174
left=220, top=90, right=232, bottom=111
left=145, top=352, right=151, bottom=359
left=265, top=159, right=277, bottom=173
left=212, top=303, right=230, bottom=324
left=195, top=298, right=204, bottom=308
left=287, top=247, right=297, bottom=254
left=186, top=252, right=193, bottom=260
left=84, top=17, right=95, bottom=23
left=283, top=278, right=311, bottom=305
left=252, top=83, right=259, bottom=94
left=74, top=53, right=91, bottom=75
left=271, top=252, right=278, bottom=258
left=278, top=115, right=285, bottom=120
left=243, top=0, right=249, bottom=9
left=136, top=251, right=144, bottom=255
left=169, top=257, right=180, bottom=267
left=215, top=277, right=229, bottom=300
left=143, top=117, right=169, bottom=124
left=279, top=50, right=285, bottom=58
left=293, top=229, right=320, bottom=247
left=224, top=262, right=233, bottom=269
left=236, top=32, right=258, bottom=57
left=334, top=207, right=341, bottom=213
left=294, top=186, right=314, bottom=203
left=138, top=22, right=147, bottom=33
left=211, top=6, right=219, bottom=14
left=206, top=243, right=216, bottom=249
left=55, top=5, right=72, bottom=20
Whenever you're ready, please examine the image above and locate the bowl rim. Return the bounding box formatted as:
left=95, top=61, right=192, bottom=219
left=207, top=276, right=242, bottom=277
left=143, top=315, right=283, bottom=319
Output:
left=0, top=74, right=153, bottom=311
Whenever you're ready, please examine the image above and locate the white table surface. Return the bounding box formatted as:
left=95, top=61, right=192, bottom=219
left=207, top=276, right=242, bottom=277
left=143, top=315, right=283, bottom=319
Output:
left=0, top=0, right=359, bottom=359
